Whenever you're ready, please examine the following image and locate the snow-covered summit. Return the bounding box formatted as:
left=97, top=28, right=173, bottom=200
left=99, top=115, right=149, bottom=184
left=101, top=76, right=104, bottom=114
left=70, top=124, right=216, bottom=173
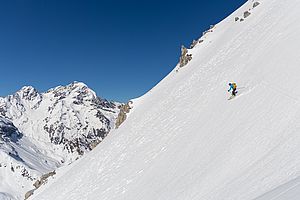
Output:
left=16, top=86, right=39, bottom=101
left=47, top=81, right=95, bottom=97
left=32, top=0, right=300, bottom=200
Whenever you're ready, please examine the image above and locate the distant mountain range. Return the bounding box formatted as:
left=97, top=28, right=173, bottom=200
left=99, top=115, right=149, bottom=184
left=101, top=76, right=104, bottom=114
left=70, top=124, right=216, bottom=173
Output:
left=0, top=82, right=121, bottom=199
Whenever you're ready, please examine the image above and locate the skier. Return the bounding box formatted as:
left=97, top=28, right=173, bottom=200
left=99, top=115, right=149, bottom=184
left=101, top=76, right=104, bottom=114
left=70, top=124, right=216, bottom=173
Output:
left=228, top=82, right=237, bottom=96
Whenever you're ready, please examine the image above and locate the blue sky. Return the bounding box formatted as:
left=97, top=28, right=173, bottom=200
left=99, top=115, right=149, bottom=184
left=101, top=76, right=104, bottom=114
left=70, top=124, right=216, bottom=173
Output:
left=0, top=0, right=246, bottom=102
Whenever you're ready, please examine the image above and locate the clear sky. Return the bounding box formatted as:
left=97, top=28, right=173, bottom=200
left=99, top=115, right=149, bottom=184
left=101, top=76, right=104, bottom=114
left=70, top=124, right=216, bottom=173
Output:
left=0, top=0, right=246, bottom=102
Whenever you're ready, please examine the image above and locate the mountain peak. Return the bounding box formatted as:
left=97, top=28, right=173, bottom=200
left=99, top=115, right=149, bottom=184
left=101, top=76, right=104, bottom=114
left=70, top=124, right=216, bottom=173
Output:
left=47, top=81, right=96, bottom=101
left=19, top=85, right=36, bottom=92
left=71, top=81, right=88, bottom=88
left=16, top=86, right=39, bottom=101
left=47, top=81, right=90, bottom=93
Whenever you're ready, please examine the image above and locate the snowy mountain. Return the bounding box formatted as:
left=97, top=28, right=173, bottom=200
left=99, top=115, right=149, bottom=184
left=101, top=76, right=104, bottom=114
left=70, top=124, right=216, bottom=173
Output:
left=30, top=0, right=300, bottom=200
left=0, top=82, right=121, bottom=200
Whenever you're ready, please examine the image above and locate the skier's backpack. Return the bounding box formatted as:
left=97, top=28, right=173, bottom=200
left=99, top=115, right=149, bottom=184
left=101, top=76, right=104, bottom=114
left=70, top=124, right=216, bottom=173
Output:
left=232, top=83, right=237, bottom=89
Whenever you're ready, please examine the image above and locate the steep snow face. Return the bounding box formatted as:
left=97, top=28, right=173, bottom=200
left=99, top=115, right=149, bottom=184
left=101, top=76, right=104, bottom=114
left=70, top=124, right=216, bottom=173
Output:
left=32, top=0, right=300, bottom=200
left=0, top=82, right=120, bottom=200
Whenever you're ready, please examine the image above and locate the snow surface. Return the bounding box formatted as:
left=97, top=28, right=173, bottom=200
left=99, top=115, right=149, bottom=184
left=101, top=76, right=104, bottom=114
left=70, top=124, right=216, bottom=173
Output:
left=255, top=177, right=300, bottom=200
left=32, top=0, right=300, bottom=199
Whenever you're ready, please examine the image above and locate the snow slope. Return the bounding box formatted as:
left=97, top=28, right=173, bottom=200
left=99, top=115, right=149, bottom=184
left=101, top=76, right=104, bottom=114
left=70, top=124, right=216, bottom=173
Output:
left=32, top=0, right=300, bottom=199
left=255, top=177, right=300, bottom=200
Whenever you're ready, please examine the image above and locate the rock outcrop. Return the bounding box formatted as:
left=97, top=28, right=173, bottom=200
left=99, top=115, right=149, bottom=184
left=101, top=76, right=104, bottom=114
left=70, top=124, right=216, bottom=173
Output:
left=25, top=171, right=56, bottom=200
left=234, top=1, right=260, bottom=23
left=177, top=24, right=217, bottom=70
left=189, top=40, right=198, bottom=49
left=244, top=11, right=251, bottom=18
left=25, top=190, right=35, bottom=200
left=0, top=118, right=22, bottom=142
left=115, top=101, right=132, bottom=128
left=33, top=171, right=56, bottom=189
left=179, top=45, right=193, bottom=68
left=253, top=2, right=260, bottom=8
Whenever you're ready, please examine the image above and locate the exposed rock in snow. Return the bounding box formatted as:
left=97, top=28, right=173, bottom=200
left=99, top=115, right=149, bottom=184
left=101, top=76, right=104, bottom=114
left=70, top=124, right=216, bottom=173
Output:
left=234, top=1, right=260, bottom=23
left=33, top=171, right=56, bottom=189
left=0, top=118, right=22, bottom=141
left=178, top=24, right=217, bottom=71
left=24, top=171, right=57, bottom=199
left=253, top=2, right=260, bottom=8
left=24, top=190, right=35, bottom=200
left=115, top=101, right=132, bottom=129
left=189, top=39, right=198, bottom=49
left=244, top=10, right=251, bottom=18
left=179, top=45, right=192, bottom=68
